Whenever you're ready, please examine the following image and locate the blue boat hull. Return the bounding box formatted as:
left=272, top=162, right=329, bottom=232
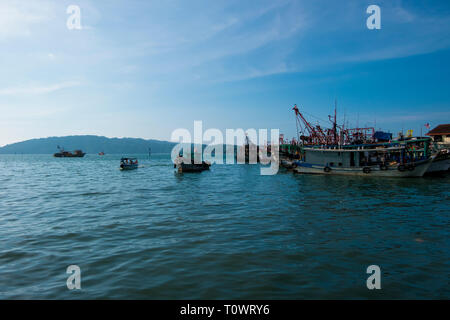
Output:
left=120, top=164, right=138, bottom=170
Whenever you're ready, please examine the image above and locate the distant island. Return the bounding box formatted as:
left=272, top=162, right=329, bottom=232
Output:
left=0, top=135, right=176, bottom=154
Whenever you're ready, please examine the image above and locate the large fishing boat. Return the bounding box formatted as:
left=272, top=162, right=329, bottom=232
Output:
left=294, top=139, right=435, bottom=177
left=53, top=146, right=85, bottom=158
left=281, top=104, right=436, bottom=177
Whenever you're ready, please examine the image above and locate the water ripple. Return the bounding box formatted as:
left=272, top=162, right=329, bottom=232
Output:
left=0, top=154, right=448, bottom=299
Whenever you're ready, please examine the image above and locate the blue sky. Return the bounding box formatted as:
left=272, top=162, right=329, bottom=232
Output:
left=0, top=0, right=449, bottom=146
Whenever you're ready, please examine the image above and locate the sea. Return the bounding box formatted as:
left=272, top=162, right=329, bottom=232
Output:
left=0, top=154, right=449, bottom=299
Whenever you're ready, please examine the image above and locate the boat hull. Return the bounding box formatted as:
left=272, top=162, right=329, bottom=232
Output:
left=54, top=153, right=85, bottom=158
left=280, top=159, right=296, bottom=169
left=293, top=157, right=434, bottom=177
left=426, top=153, right=450, bottom=173
left=120, top=164, right=138, bottom=170
left=175, top=163, right=210, bottom=173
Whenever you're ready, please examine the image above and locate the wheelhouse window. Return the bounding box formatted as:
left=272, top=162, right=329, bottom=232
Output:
left=434, top=135, right=443, bottom=142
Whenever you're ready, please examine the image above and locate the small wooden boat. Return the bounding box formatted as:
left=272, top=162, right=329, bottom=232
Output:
left=120, top=157, right=138, bottom=170
left=174, top=156, right=211, bottom=173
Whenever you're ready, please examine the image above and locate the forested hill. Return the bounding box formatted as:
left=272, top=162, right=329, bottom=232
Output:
left=0, top=135, right=176, bottom=154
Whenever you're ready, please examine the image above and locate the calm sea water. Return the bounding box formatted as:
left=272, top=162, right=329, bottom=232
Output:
left=0, top=154, right=449, bottom=299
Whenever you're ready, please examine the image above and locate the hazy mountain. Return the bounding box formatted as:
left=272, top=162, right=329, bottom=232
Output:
left=0, top=135, right=176, bottom=154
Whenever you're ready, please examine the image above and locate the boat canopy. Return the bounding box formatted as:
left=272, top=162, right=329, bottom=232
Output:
left=373, top=131, right=392, bottom=141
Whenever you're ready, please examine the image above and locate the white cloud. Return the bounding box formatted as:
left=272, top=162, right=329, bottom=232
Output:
left=0, top=81, right=81, bottom=96
left=0, top=0, right=57, bottom=40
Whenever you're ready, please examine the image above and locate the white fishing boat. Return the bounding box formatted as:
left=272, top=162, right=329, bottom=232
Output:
left=284, top=104, right=437, bottom=177
left=293, top=143, right=436, bottom=177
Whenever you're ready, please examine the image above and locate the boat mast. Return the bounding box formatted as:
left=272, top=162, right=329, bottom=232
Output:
left=333, top=99, right=337, bottom=144
left=293, top=104, right=327, bottom=145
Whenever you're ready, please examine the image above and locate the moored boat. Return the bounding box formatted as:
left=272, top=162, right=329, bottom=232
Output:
left=425, top=124, right=450, bottom=174
left=54, top=146, right=85, bottom=158
left=280, top=156, right=297, bottom=170
left=174, top=156, right=211, bottom=173
left=293, top=142, right=436, bottom=177
left=426, top=149, right=450, bottom=174
left=283, top=104, right=437, bottom=177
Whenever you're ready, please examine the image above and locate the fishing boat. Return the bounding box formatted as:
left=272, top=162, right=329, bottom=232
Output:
left=425, top=124, right=450, bottom=173
left=293, top=140, right=435, bottom=177
left=174, top=156, right=211, bottom=173
left=426, top=149, right=450, bottom=173
left=54, top=146, right=85, bottom=158
left=99, top=151, right=105, bottom=156
left=283, top=104, right=436, bottom=177
left=120, top=157, right=138, bottom=170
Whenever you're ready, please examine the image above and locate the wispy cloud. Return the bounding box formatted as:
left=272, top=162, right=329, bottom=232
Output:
left=0, top=0, right=449, bottom=146
left=0, top=0, right=56, bottom=40
left=0, top=81, right=81, bottom=96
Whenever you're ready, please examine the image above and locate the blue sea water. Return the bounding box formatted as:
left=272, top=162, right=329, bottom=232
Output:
left=0, top=154, right=448, bottom=299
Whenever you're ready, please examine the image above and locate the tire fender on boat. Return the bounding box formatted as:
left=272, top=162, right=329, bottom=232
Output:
left=324, top=166, right=331, bottom=173
left=363, top=167, right=371, bottom=174
left=398, top=164, right=406, bottom=172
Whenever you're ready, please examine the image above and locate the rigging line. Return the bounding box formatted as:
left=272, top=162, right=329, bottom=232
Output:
left=301, top=110, right=333, bottom=126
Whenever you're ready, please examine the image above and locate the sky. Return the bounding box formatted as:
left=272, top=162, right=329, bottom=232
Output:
left=0, top=0, right=450, bottom=146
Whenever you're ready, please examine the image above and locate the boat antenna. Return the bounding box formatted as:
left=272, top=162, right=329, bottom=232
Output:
left=334, top=99, right=337, bottom=144
left=294, top=104, right=301, bottom=143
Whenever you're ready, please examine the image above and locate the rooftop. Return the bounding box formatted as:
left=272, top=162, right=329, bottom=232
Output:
left=426, top=124, right=450, bottom=136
